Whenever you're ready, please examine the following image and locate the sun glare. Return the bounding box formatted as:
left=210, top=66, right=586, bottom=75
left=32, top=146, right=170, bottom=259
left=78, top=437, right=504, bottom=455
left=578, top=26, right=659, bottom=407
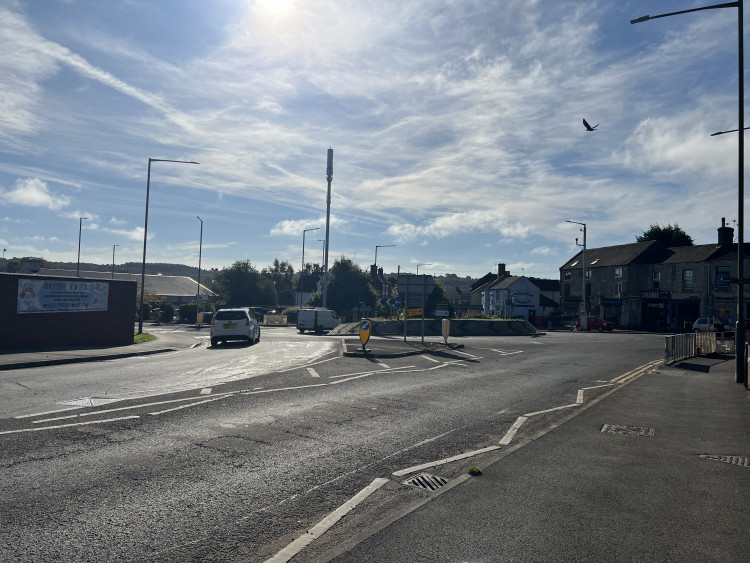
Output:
left=258, top=0, right=293, bottom=16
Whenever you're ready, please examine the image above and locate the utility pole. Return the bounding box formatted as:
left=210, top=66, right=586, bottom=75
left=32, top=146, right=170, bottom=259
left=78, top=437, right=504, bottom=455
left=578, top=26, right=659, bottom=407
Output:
left=322, top=148, right=333, bottom=308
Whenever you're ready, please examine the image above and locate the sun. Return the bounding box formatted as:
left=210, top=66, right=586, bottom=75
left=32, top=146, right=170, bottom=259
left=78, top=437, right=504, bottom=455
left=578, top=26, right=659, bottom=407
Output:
left=257, top=0, right=293, bottom=16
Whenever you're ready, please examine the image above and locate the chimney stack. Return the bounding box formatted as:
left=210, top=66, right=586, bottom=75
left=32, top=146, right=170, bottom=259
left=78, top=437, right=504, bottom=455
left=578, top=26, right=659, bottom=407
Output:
left=718, top=217, right=734, bottom=245
left=497, top=263, right=507, bottom=279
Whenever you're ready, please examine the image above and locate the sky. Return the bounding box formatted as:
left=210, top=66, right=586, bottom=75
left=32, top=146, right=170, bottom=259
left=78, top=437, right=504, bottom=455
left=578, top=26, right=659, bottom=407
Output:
left=0, top=0, right=745, bottom=280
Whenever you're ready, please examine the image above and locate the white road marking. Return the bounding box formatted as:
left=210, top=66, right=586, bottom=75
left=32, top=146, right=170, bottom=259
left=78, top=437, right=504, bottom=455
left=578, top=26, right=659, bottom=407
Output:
left=328, top=366, right=416, bottom=379
left=0, top=416, right=140, bottom=435
left=499, top=416, right=528, bottom=445
left=490, top=349, right=523, bottom=355
left=149, top=394, right=229, bottom=415
left=420, top=355, right=440, bottom=363
left=30, top=393, right=235, bottom=424
left=200, top=388, right=212, bottom=395
left=392, top=445, right=501, bottom=477
left=15, top=406, right=82, bottom=419
left=372, top=359, right=390, bottom=368
left=524, top=403, right=579, bottom=417
left=266, top=478, right=390, bottom=563
left=452, top=350, right=481, bottom=359
left=306, top=367, right=320, bottom=378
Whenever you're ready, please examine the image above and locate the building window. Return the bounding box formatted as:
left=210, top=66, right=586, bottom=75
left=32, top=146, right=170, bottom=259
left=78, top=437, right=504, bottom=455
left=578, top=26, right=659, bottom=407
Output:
left=615, top=281, right=622, bottom=295
left=615, top=267, right=622, bottom=278
left=564, top=271, right=571, bottom=280
left=653, top=272, right=661, bottom=290
left=682, top=269, right=693, bottom=291
left=716, top=266, right=731, bottom=287
left=564, top=284, right=571, bottom=298
left=585, top=269, right=591, bottom=279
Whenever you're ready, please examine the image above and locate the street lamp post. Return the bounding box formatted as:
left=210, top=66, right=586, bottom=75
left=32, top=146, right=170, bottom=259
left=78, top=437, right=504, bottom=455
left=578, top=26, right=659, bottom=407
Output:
left=416, top=263, right=431, bottom=275
left=375, top=245, right=396, bottom=269
left=76, top=217, right=88, bottom=277
left=300, top=227, right=320, bottom=306
left=632, top=1, right=746, bottom=386
left=112, top=244, right=119, bottom=279
left=196, top=216, right=203, bottom=328
left=138, top=157, right=199, bottom=334
left=567, top=220, right=587, bottom=326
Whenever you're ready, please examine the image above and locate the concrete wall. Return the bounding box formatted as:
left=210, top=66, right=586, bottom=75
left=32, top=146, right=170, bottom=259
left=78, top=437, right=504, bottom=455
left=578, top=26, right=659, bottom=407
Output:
left=1, top=273, right=137, bottom=348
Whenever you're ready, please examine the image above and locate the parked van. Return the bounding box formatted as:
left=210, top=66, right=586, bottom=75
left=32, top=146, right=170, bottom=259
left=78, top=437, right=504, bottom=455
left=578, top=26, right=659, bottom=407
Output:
left=297, top=308, right=341, bottom=334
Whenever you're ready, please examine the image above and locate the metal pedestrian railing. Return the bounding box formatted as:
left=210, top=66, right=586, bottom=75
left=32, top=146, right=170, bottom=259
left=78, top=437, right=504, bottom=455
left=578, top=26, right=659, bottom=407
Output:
left=665, top=332, right=736, bottom=365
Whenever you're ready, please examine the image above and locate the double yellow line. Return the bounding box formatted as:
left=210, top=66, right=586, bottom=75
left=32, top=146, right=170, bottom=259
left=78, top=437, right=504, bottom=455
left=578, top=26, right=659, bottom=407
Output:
left=610, top=359, right=663, bottom=385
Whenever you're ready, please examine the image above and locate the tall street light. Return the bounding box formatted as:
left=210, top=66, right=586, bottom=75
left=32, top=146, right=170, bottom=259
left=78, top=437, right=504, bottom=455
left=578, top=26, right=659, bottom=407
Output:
left=632, top=2, right=746, bottom=385
left=196, top=216, right=204, bottom=328
left=112, top=244, right=119, bottom=279
left=322, top=148, right=333, bottom=308
left=416, top=263, right=432, bottom=275
left=76, top=217, right=88, bottom=277
left=375, top=244, right=396, bottom=268
left=567, top=220, right=587, bottom=325
left=300, top=227, right=320, bottom=307
left=138, top=157, right=199, bottom=334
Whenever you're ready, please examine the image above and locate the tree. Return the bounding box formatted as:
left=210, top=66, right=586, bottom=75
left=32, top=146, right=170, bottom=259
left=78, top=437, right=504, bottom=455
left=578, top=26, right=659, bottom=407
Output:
left=636, top=223, right=694, bottom=247
left=215, top=260, right=277, bottom=308
left=307, top=257, right=377, bottom=315
left=262, top=259, right=296, bottom=307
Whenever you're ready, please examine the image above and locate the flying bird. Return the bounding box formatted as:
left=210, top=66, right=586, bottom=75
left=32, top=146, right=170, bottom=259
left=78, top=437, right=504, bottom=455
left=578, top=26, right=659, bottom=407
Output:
left=583, top=118, right=598, bottom=131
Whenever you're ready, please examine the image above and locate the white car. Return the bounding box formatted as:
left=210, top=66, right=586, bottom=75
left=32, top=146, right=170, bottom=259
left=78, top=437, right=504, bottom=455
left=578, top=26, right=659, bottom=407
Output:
left=211, top=308, right=260, bottom=347
left=692, top=318, right=713, bottom=333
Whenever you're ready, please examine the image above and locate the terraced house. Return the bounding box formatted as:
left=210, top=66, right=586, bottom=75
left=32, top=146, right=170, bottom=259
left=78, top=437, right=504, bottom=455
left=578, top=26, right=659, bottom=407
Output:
left=560, top=219, right=750, bottom=331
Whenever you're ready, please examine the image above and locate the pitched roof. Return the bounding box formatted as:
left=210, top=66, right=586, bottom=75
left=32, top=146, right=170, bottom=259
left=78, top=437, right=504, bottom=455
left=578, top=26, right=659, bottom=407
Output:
left=487, top=275, right=522, bottom=291
left=37, top=268, right=214, bottom=297
left=528, top=277, right=560, bottom=291
left=561, top=241, right=663, bottom=270
left=470, top=272, right=496, bottom=293
left=660, top=244, right=724, bottom=264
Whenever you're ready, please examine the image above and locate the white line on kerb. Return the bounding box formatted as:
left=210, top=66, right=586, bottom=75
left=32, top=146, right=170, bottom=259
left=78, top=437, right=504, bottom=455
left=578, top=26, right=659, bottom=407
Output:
left=266, top=478, right=389, bottom=563
left=499, top=416, right=528, bottom=445
left=524, top=403, right=579, bottom=417
left=392, top=445, right=501, bottom=477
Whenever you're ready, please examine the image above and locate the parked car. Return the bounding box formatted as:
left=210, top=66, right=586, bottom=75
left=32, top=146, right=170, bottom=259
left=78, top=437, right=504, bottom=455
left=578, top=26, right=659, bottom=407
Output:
left=210, top=308, right=260, bottom=347
left=297, top=307, right=341, bottom=334
left=575, top=316, right=614, bottom=332
left=691, top=317, right=729, bottom=332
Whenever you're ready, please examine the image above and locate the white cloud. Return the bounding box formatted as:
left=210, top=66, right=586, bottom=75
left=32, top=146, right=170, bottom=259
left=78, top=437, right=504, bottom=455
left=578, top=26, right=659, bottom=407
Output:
left=386, top=209, right=529, bottom=243
left=0, top=178, right=70, bottom=210
left=269, top=216, right=348, bottom=237
left=531, top=246, right=552, bottom=256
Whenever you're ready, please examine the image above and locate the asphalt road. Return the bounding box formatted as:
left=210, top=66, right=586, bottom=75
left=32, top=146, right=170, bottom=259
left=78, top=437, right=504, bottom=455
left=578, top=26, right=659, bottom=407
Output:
left=0, top=328, right=664, bottom=562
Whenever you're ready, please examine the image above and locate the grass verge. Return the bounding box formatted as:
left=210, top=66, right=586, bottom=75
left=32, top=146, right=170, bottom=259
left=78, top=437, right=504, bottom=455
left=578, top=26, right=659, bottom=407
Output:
left=133, top=332, right=156, bottom=344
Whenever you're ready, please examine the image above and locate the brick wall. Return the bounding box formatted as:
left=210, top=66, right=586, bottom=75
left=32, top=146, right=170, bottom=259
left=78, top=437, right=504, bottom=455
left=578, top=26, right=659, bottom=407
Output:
left=1, top=273, right=137, bottom=348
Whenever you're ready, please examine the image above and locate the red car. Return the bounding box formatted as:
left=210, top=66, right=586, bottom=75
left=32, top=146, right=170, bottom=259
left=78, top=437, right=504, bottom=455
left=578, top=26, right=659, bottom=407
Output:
left=575, top=316, right=614, bottom=332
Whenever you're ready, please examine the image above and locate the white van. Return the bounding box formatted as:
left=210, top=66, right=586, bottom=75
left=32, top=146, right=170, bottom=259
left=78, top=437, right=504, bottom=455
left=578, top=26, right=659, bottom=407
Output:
left=297, top=308, right=341, bottom=334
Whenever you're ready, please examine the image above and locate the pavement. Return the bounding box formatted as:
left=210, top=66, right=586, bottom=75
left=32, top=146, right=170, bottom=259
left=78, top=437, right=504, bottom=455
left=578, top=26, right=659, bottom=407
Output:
left=319, top=351, right=750, bottom=562
left=0, top=322, right=201, bottom=370
left=2, top=329, right=749, bottom=561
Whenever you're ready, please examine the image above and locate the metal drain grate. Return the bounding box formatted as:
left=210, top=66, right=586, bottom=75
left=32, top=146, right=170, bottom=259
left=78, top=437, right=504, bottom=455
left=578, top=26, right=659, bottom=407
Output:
left=601, top=424, right=655, bottom=437
left=700, top=455, right=750, bottom=467
left=402, top=473, right=448, bottom=491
